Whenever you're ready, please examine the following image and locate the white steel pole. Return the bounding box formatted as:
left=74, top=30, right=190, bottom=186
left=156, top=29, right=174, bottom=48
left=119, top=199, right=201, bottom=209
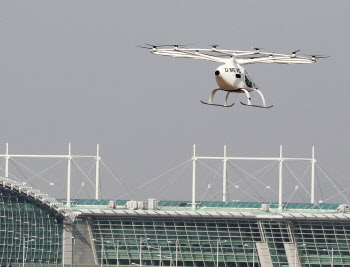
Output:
left=175, top=240, right=178, bottom=267
left=67, top=143, right=72, bottom=208
left=101, top=241, right=103, bottom=267
left=23, top=236, right=25, bottom=267
left=116, top=242, right=119, bottom=267
left=223, top=145, right=227, bottom=203
left=95, top=144, right=100, bottom=200
left=278, top=145, right=283, bottom=211
left=159, top=246, right=162, bottom=267
left=216, top=241, right=219, bottom=267
left=139, top=237, right=142, bottom=267
left=192, top=144, right=196, bottom=210
left=331, top=247, right=333, bottom=267
left=5, top=143, right=9, bottom=178
left=311, top=146, right=315, bottom=204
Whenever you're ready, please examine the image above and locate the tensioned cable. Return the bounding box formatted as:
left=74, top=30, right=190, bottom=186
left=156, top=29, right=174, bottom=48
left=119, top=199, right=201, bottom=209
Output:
left=199, top=161, right=224, bottom=202
left=317, top=163, right=350, bottom=206
left=25, top=159, right=65, bottom=183
left=7, top=159, right=35, bottom=186
left=283, top=162, right=321, bottom=209
left=315, top=167, right=325, bottom=202
left=211, top=161, right=278, bottom=199
left=71, top=159, right=97, bottom=199
left=156, top=159, right=193, bottom=200
left=228, top=162, right=266, bottom=202
left=10, top=158, right=55, bottom=184
left=284, top=163, right=311, bottom=206
left=8, top=159, right=67, bottom=197
left=228, top=161, right=279, bottom=195
left=71, top=159, right=96, bottom=188
left=317, top=163, right=350, bottom=201
left=118, top=159, right=192, bottom=199
left=100, top=160, right=137, bottom=200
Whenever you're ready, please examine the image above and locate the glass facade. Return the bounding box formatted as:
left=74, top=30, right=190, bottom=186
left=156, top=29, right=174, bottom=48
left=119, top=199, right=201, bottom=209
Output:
left=0, top=187, right=63, bottom=266
left=91, top=217, right=261, bottom=266
left=91, top=216, right=350, bottom=267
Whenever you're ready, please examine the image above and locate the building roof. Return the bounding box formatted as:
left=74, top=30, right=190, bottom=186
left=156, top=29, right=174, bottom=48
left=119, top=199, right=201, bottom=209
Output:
left=0, top=176, right=76, bottom=223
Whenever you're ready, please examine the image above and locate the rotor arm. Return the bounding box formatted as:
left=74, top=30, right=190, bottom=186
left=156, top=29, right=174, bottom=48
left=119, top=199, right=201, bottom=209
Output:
left=152, top=48, right=227, bottom=63
left=237, top=56, right=315, bottom=65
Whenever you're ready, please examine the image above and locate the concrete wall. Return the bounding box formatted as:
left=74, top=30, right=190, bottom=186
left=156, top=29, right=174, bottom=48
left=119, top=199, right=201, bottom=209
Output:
left=255, top=242, right=273, bottom=267
left=63, top=219, right=96, bottom=265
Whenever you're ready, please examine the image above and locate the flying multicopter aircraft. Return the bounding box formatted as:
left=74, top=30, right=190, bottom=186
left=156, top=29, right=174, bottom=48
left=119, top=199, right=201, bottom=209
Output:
left=140, top=44, right=326, bottom=108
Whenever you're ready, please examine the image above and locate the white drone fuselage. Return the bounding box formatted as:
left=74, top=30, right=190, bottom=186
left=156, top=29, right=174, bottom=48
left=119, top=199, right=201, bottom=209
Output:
left=215, top=63, right=256, bottom=92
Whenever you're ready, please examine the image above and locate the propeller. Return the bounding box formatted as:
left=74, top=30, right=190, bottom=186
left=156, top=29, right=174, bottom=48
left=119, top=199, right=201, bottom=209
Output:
left=210, top=45, right=220, bottom=49
left=291, top=50, right=301, bottom=56
left=142, top=43, right=190, bottom=49
left=252, top=47, right=263, bottom=51
left=303, top=54, right=330, bottom=59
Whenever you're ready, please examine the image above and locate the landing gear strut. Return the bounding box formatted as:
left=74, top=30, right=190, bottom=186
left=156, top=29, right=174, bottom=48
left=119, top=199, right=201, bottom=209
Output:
left=240, top=89, right=274, bottom=108
left=200, top=89, right=234, bottom=107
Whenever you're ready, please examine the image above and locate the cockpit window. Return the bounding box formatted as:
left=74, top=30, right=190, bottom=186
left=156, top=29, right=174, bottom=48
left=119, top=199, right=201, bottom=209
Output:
left=244, top=70, right=256, bottom=88
left=245, top=75, right=253, bottom=88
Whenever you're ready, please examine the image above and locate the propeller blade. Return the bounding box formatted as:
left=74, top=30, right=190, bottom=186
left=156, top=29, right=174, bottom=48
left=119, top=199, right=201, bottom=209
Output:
left=303, top=54, right=330, bottom=59
left=292, top=49, right=301, bottom=54
left=210, top=45, right=220, bottom=48
left=137, top=46, right=152, bottom=49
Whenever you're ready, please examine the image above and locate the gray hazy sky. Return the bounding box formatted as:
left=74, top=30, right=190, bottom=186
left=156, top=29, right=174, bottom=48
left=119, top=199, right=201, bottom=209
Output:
left=1, top=1, right=350, bottom=204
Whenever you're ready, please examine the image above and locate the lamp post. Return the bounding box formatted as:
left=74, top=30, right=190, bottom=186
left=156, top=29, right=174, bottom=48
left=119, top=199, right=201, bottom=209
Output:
left=116, top=241, right=119, bottom=267
left=93, top=239, right=111, bottom=267
left=15, top=237, right=35, bottom=267
left=148, top=245, right=162, bottom=267
left=139, top=237, right=150, bottom=267
left=322, top=248, right=334, bottom=267
left=216, top=240, right=227, bottom=267
left=243, top=243, right=256, bottom=267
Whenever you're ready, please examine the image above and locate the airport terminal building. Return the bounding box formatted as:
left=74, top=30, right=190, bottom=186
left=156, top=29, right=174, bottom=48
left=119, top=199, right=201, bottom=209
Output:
left=1, top=176, right=350, bottom=267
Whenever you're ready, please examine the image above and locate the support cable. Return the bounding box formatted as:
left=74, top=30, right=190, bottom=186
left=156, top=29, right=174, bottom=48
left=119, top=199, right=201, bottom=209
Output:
left=211, top=161, right=278, bottom=199
left=284, top=163, right=311, bottom=206
left=228, top=161, right=279, bottom=195
left=100, top=160, right=137, bottom=200
left=10, top=158, right=55, bottom=184
left=71, top=159, right=96, bottom=188
left=315, top=167, right=324, bottom=202
left=156, top=159, right=193, bottom=200
left=199, top=161, right=224, bottom=202
left=316, top=163, right=350, bottom=206
left=228, top=162, right=266, bottom=202
left=118, top=159, right=192, bottom=199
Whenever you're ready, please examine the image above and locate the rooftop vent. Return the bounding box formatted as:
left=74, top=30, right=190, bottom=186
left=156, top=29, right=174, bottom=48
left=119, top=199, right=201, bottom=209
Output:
left=108, top=200, right=116, bottom=209
left=337, top=204, right=350, bottom=213
left=148, top=199, right=158, bottom=210
left=261, top=204, right=270, bottom=213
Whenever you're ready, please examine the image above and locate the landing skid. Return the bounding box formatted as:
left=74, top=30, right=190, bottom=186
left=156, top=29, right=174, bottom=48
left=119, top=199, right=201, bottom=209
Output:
left=200, top=89, right=234, bottom=107
left=240, top=102, right=274, bottom=109
left=200, top=100, right=234, bottom=107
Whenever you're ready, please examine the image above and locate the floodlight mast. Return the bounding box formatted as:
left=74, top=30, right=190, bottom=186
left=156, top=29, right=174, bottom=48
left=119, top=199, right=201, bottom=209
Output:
left=0, top=143, right=101, bottom=208
left=191, top=145, right=317, bottom=210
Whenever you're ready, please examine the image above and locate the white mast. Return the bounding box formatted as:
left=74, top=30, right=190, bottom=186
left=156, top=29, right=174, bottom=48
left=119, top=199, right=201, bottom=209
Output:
left=5, top=143, right=9, bottom=178
left=278, top=145, right=283, bottom=211
left=192, top=144, right=196, bottom=210
left=67, top=143, right=72, bottom=208
left=311, top=146, right=316, bottom=204
left=223, top=145, right=227, bottom=202
left=95, top=144, right=100, bottom=200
